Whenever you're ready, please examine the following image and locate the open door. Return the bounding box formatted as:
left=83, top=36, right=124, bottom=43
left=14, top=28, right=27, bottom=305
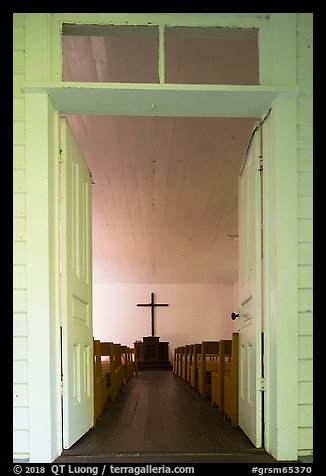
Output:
left=238, top=123, right=263, bottom=447
left=60, top=117, right=94, bottom=448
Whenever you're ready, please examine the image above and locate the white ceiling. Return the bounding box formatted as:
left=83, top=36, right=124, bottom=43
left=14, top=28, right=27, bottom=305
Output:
left=62, top=27, right=258, bottom=284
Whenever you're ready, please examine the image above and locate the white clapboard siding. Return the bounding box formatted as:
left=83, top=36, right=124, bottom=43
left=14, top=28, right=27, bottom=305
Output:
left=13, top=361, right=28, bottom=383
left=298, top=243, right=313, bottom=266
left=13, top=430, right=29, bottom=455
left=13, top=383, right=29, bottom=407
left=13, top=407, right=29, bottom=429
left=298, top=196, right=312, bottom=220
left=13, top=242, right=26, bottom=266
left=298, top=312, right=313, bottom=336
left=296, top=13, right=313, bottom=457
left=13, top=170, right=26, bottom=193
left=298, top=265, right=313, bottom=289
left=13, top=313, right=28, bottom=337
left=13, top=290, right=27, bottom=314
left=14, top=146, right=25, bottom=170
left=13, top=337, right=28, bottom=361
left=13, top=217, right=26, bottom=242
left=13, top=13, right=29, bottom=461
left=298, top=219, right=312, bottom=243
left=298, top=289, right=313, bottom=314
left=13, top=194, right=26, bottom=218
left=13, top=407, right=30, bottom=460
left=13, top=265, right=26, bottom=289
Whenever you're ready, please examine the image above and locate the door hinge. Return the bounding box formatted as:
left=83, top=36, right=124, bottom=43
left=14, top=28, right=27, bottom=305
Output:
left=259, top=155, right=263, bottom=174
left=88, top=168, right=95, bottom=184
left=60, top=379, right=64, bottom=396
left=260, top=377, right=265, bottom=392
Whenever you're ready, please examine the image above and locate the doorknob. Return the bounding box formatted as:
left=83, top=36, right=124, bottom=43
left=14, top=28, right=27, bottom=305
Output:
left=231, top=312, right=239, bottom=320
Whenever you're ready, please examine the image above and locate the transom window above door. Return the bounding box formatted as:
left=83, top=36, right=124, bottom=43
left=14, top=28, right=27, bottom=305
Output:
left=62, top=24, right=259, bottom=85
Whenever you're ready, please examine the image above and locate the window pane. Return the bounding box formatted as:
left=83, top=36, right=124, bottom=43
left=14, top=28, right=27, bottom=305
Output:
left=165, top=27, right=259, bottom=85
left=62, top=25, right=159, bottom=83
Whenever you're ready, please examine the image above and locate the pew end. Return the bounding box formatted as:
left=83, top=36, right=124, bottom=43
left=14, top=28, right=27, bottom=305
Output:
left=93, top=339, right=107, bottom=427
left=189, top=343, right=201, bottom=392
left=224, top=332, right=239, bottom=427
left=211, top=339, right=232, bottom=412
left=198, top=341, right=220, bottom=400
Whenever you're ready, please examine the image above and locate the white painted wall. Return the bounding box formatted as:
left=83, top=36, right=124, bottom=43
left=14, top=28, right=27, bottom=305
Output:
left=93, top=283, right=235, bottom=360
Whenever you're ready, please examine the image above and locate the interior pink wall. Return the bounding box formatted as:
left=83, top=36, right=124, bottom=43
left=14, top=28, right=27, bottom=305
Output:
left=93, top=283, right=235, bottom=360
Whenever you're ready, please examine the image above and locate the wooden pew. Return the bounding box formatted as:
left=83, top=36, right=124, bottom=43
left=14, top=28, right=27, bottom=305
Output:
left=174, top=346, right=182, bottom=378
left=113, top=343, right=124, bottom=395
left=189, top=343, right=201, bottom=392
left=100, top=342, right=123, bottom=403
left=129, top=346, right=138, bottom=378
left=178, top=346, right=185, bottom=378
left=124, top=346, right=136, bottom=380
left=121, top=345, right=130, bottom=383
left=178, top=345, right=185, bottom=378
left=186, top=344, right=194, bottom=385
left=172, top=347, right=178, bottom=375
left=100, top=342, right=113, bottom=402
left=129, top=347, right=137, bottom=377
left=224, top=332, right=239, bottom=427
left=93, top=339, right=106, bottom=426
left=211, top=339, right=232, bottom=412
left=198, top=341, right=220, bottom=400
left=181, top=344, right=190, bottom=381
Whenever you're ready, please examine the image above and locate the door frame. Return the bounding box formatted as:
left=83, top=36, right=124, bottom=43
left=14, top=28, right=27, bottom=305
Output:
left=24, top=13, right=299, bottom=462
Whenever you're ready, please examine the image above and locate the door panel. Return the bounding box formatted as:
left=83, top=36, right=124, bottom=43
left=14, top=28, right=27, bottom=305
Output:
left=60, top=117, right=93, bottom=449
left=238, top=126, right=262, bottom=447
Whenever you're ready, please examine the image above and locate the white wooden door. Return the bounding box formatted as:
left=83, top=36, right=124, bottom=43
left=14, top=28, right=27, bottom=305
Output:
left=238, top=125, right=263, bottom=447
left=60, top=117, right=94, bottom=448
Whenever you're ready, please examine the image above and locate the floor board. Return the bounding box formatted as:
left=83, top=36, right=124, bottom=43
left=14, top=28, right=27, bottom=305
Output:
left=55, top=370, right=279, bottom=463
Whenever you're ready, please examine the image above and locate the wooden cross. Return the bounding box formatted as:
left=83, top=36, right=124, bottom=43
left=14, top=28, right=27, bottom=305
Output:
left=137, top=292, right=169, bottom=337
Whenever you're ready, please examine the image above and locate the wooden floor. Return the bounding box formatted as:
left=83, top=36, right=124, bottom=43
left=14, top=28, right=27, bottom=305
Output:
left=55, top=370, right=278, bottom=463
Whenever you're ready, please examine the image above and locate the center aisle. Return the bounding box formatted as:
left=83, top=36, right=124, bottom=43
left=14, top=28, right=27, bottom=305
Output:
left=55, top=370, right=276, bottom=463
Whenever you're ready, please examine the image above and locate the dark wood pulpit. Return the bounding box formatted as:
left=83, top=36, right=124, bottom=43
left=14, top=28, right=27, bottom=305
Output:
left=134, top=336, right=171, bottom=369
